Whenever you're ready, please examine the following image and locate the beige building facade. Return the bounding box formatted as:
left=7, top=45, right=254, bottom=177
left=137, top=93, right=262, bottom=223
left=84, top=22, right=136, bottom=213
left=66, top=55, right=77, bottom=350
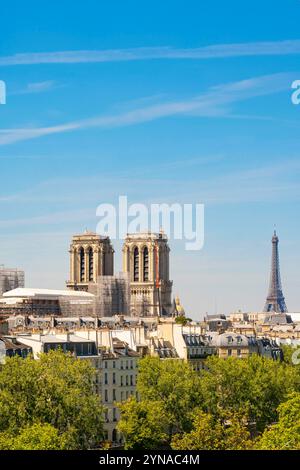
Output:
left=122, top=232, right=173, bottom=316
left=66, top=231, right=114, bottom=292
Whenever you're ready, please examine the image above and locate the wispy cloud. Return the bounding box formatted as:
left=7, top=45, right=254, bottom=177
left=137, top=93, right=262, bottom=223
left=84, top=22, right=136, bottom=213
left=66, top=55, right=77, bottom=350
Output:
left=9, top=80, right=60, bottom=96
left=0, top=72, right=294, bottom=146
left=1, top=40, right=300, bottom=66
left=26, top=80, right=56, bottom=92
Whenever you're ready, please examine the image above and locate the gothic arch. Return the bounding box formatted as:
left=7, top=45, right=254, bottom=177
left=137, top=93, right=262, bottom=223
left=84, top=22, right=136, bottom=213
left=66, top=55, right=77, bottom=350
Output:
left=143, top=246, right=149, bottom=281
left=88, top=246, right=94, bottom=281
left=133, top=246, right=139, bottom=282
left=79, top=247, right=85, bottom=282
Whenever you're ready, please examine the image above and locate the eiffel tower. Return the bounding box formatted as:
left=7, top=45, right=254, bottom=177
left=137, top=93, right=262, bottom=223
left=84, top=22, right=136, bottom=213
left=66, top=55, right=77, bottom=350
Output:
left=263, top=230, right=288, bottom=313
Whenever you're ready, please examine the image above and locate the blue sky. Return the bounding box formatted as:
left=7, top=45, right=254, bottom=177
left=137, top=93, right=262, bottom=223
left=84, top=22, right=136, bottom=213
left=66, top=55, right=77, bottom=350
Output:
left=0, top=0, right=300, bottom=317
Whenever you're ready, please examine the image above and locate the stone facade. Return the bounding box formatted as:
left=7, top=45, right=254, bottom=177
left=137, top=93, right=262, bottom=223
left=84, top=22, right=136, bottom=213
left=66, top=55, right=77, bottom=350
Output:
left=66, top=231, right=114, bottom=292
left=122, top=232, right=173, bottom=316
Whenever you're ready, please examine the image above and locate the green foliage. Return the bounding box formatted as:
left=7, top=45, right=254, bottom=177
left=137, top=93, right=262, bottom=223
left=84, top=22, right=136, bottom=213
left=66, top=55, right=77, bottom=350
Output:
left=118, top=354, right=300, bottom=450
left=256, top=393, right=300, bottom=450
left=0, top=423, right=72, bottom=450
left=0, top=350, right=104, bottom=449
left=171, top=409, right=253, bottom=450
left=175, top=316, right=192, bottom=326
left=136, top=356, right=202, bottom=434
left=117, top=357, right=202, bottom=448
left=198, top=354, right=300, bottom=431
left=117, top=397, right=169, bottom=449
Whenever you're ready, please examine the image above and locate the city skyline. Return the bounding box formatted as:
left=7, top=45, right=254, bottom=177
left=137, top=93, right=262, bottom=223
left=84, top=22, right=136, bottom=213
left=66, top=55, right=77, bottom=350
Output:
left=1, top=1, right=300, bottom=316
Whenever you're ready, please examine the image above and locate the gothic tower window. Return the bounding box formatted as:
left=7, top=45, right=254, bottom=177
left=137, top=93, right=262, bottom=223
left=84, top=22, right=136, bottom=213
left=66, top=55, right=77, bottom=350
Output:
left=159, top=246, right=164, bottom=280
left=88, top=247, right=94, bottom=281
left=133, top=247, right=139, bottom=281
left=79, top=248, right=85, bottom=282
left=67, top=232, right=114, bottom=291
left=143, top=247, right=149, bottom=281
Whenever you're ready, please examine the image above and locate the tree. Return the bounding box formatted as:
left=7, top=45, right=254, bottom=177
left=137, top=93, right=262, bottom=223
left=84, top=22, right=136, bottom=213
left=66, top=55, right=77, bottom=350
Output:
left=0, top=423, right=72, bottom=450
left=0, top=350, right=104, bottom=449
left=117, top=357, right=202, bottom=448
left=198, top=355, right=300, bottom=431
left=256, top=393, right=300, bottom=450
left=171, top=409, right=253, bottom=450
left=117, top=397, right=169, bottom=449
left=136, top=357, right=202, bottom=435
left=175, top=316, right=192, bottom=326
left=118, top=355, right=300, bottom=449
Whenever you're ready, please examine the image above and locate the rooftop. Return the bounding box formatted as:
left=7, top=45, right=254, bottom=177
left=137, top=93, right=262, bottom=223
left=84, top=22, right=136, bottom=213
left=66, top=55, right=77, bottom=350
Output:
left=16, top=333, right=95, bottom=343
left=125, top=231, right=168, bottom=241
left=3, top=288, right=94, bottom=299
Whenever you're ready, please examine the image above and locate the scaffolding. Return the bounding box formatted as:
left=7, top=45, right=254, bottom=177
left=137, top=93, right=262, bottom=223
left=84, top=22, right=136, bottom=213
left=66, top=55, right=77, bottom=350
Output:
left=0, top=266, right=25, bottom=296
left=89, top=273, right=130, bottom=317
left=58, top=295, right=95, bottom=318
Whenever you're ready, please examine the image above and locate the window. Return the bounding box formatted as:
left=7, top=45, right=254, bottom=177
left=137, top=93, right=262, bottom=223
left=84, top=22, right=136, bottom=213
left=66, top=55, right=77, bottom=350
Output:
left=113, top=372, right=116, bottom=384
left=126, top=375, right=129, bottom=386
left=143, top=247, right=149, bottom=281
left=104, top=361, right=108, bottom=369
left=113, top=389, right=116, bottom=401
left=121, top=361, right=123, bottom=370
left=228, top=349, right=232, bottom=357
left=130, top=360, right=133, bottom=369
left=104, top=390, right=108, bottom=402
left=113, top=361, right=116, bottom=369
left=134, top=247, right=139, bottom=281
left=113, top=408, right=117, bottom=422
left=126, top=361, right=128, bottom=369
left=79, top=247, right=85, bottom=282
left=88, top=247, right=93, bottom=281
left=130, top=375, right=134, bottom=386
left=237, top=349, right=242, bottom=357
left=121, top=376, right=123, bottom=386
left=104, top=372, right=108, bottom=385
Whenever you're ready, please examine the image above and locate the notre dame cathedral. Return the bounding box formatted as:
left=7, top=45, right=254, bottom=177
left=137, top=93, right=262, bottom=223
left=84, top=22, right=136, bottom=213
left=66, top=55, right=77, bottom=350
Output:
left=66, top=230, right=173, bottom=316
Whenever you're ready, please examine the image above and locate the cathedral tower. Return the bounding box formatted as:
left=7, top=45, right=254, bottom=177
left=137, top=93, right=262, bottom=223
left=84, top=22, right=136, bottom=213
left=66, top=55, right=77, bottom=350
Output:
left=66, top=231, right=114, bottom=292
left=122, top=231, right=173, bottom=316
